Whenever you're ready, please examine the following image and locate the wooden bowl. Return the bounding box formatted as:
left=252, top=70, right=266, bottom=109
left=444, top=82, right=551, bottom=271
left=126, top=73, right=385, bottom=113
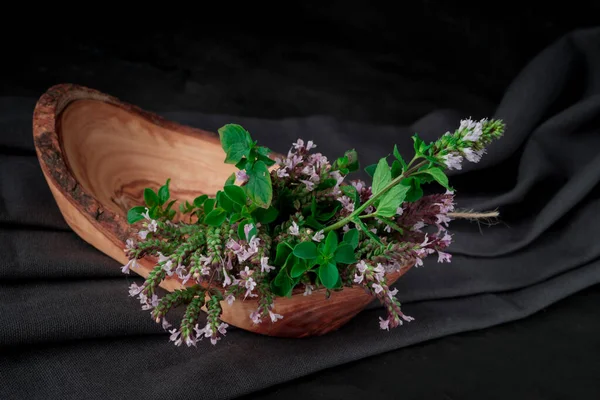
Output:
left=32, top=83, right=412, bottom=337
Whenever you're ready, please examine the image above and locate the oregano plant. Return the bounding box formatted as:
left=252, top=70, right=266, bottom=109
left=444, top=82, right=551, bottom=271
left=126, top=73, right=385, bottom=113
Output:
left=121, top=118, right=505, bottom=346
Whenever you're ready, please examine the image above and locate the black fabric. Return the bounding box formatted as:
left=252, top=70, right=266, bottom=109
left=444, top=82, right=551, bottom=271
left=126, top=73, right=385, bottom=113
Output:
left=2, top=11, right=600, bottom=399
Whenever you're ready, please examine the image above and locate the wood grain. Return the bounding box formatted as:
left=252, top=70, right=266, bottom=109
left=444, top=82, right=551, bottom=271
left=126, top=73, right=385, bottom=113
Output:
left=33, top=84, right=413, bottom=337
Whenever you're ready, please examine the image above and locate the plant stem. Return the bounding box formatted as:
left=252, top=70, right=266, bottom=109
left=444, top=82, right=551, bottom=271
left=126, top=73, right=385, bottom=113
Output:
left=324, top=159, right=427, bottom=233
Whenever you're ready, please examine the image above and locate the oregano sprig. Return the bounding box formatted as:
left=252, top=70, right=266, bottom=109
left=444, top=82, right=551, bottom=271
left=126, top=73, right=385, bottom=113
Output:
left=121, top=117, right=504, bottom=346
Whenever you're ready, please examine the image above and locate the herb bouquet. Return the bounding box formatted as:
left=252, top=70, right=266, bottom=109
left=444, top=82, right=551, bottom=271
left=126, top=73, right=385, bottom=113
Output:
left=121, top=118, right=504, bottom=347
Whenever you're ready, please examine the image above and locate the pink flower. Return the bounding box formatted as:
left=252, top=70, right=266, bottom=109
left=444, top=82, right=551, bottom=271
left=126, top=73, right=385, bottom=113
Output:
left=437, top=251, right=452, bottom=263
left=413, top=221, right=425, bottom=232
left=162, top=318, right=172, bottom=330
left=289, top=221, right=299, bottom=235
left=442, top=153, right=463, bottom=170
left=379, top=317, right=390, bottom=331
left=244, top=223, right=255, bottom=240
left=269, top=310, right=284, bottom=323
left=260, top=257, right=275, bottom=273
left=226, top=239, right=243, bottom=253
left=303, top=284, right=314, bottom=296
left=301, top=180, right=315, bottom=191
left=128, top=282, right=143, bottom=297
left=250, top=310, right=262, bottom=324
left=372, top=284, right=384, bottom=294
left=463, top=148, right=482, bottom=163
left=222, top=268, right=232, bottom=287
left=277, top=168, right=289, bottom=178
left=312, top=230, right=325, bottom=242
left=356, top=261, right=368, bottom=274
left=351, top=180, right=364, bottom=192
left=373, top=264, right=385, bottom=282
left=284, top=154, right=303, bottom=169
left=148, top=220, right=158, bottom=232
left=339, top=196, right=355, bottom=212
left=236, top=170, right=249, bottom=183
left=292, top=139, right=305, bottom=150
left=436, top=213, right=451, bottom=226
left=354, top=273, right=364, bottom=284
left=218, top=293, right=231, bottom=306
left=121, top=259, right=137, bottom=274
left=401, top=314, right=415, bottom=322
left=125, top=238, right=135, bottom=250
left=306, top=140, right=316, bottom=150
left=169, top=328, right=182, bottom=346
left=218, top=322, right=229, bottom=335
left=461, top=119, right=483, bottom=142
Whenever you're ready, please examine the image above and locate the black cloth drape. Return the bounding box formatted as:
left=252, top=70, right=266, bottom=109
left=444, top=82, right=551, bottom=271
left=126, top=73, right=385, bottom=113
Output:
left=2, top=24, right=600, bottom=399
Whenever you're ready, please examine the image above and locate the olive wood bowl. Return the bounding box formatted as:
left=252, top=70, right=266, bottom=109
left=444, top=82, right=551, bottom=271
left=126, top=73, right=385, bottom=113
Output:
left=32, top=83, right=412, bottom=337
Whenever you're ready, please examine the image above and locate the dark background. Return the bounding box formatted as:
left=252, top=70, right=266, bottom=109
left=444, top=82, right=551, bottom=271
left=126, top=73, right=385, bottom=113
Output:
left=4, top=4, right=600, bottom=399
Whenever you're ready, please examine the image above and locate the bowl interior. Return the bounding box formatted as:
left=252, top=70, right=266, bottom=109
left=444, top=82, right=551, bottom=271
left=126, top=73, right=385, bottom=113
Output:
left=58, top=99, right=237, bottom=218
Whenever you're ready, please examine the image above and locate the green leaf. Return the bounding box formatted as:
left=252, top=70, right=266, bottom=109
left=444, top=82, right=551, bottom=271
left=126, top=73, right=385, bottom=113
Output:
left=245, top=160, right=273, bottom=208
left=274, top=242, right=293, bottom=266
left=334, top=244, right=356, bottom=264
left=204, top=198, right=215, bottom=215
left=412, top=134, right=429, bottom=155
left=255, top=146, right=276, bottom=167
left=217, top=191, right=234, bottom=212
left=376, top=183, right=410, bottom=217
left=148, top=205, right=159, bottom=219
left=393, top=145, right=402, bottom=162
left=127, top=206, right=146, bottom=224
left=144, top=188, right=159, bottom=208
left=240, top=205, right=252, bottom=219
left=218, top=124, right=252, bottom=164
left=391, top=159, right=403, bottom=179
left=393, top=145, right=409, bottom=170
left=318, top=262, right=339, bottom=289
left=372, top=157, right=391, bottom=196
left=256, top=146, right=271, bottom=157
left=237, top=218, right=257, bottom=241
left=158, top=178, right=170, bottom=205
left=344, top=149, right=359, bottom=172
left=204, top=208, right=227, bottom=226
left=271, top=265, right=293, bottom=297
left=323, top=231, right=338, bottom=256
left=290, top=259, right=309, bottom=278
left=343, top=228, right=359, bottom=249
left=293, top=242, right=318, bottom=260
left=235, top=158, right=248, bottom=170
left=402, top=177, right=424, bottom=202
left=316, top=202, right=342, bottom=222
left=365, top=163, right=377, bottom=177
left=253, top=205, right=279, bottom=224
left=193, top=195, right=208, bottom=208
left=224, top=184, right=247, bottom=205
left=225, top=173, right=236, bottom=186
left=165, top=200, right=177, bottom=213
left=418, top=167, right=452, bottom=191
